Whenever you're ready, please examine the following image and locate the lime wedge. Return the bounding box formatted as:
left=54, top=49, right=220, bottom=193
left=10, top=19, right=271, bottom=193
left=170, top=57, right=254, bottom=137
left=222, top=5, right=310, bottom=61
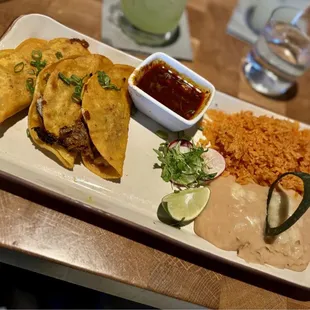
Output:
left=161, top=187, right=211, bottom=222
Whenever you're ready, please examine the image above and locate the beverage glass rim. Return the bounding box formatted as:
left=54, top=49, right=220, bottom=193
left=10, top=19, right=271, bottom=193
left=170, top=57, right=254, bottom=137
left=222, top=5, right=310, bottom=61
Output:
left=270, top=5, right=300, bottom=16
left=268, top=5, right=310, bottom=39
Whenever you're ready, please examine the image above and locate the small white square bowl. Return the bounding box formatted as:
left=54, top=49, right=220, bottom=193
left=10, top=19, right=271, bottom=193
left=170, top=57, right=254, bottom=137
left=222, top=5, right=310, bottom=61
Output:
left=128, top=52, right=215, bottom=132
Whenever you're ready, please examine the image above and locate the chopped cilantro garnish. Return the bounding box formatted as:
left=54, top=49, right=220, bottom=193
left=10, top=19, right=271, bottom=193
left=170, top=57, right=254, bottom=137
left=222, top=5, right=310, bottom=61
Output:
left=154, top=141, right=216, bottom=187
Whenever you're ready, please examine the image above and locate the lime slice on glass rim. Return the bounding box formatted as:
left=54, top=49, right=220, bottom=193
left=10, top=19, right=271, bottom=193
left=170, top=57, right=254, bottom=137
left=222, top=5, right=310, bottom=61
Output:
left=160, top=187, right=211, bottom=226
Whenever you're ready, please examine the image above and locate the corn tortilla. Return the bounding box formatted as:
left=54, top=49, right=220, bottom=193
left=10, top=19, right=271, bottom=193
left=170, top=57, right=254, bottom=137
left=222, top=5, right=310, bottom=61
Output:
left=0, top=37, right=90, bottom=123
left=42, top=54, right=113, bottom=136
left=29, top=54, right=113, bottom=169
left=28, top=61, right=76, bottom=169
left=82, top=64, right=134, bottom=179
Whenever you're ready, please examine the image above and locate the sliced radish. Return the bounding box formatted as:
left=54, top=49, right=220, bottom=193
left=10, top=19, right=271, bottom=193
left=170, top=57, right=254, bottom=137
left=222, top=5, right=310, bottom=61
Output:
left=167, top=141, right=225, bottom=186
left=201, top=148, right=226, bottom=178
left=168, top=139, right=193, bottom=154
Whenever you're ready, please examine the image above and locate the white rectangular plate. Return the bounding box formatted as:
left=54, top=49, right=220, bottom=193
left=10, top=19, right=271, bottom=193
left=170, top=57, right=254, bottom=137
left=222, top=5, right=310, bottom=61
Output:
left=1, top=14, right=309, bottom=289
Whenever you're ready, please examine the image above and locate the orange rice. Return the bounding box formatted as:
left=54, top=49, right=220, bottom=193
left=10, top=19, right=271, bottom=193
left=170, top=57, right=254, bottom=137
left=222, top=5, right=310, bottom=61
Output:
left=200, top=110, right=310, bottom=193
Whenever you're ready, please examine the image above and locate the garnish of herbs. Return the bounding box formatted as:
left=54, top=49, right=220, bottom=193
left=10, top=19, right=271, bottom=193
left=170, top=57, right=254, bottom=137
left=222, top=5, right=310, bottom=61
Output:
left=55, top=51, right=63, bottom=59
left=30, top=50, right=47, bottom=75
left=97, top=71, right=120, bottom=90
left=58, top=72, right=88, bottom=103
left=154, top=141, right=216, bottom=187
left=14, top=62, right=24, bottom=73
left=26, top=78, right=35, bottom=95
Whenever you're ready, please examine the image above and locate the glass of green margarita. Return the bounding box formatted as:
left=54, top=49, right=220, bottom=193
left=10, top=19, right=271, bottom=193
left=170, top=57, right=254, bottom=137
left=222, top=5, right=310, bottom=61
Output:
left=120, top=0, right=187, bottom=46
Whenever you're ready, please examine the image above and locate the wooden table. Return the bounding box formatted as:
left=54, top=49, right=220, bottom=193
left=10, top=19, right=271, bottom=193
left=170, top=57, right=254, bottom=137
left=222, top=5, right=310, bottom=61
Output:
left=0, top=0, right=310, bottom=308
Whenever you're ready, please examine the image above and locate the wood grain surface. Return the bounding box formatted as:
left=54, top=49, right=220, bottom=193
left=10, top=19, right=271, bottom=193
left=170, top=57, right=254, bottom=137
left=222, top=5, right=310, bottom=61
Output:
left=0, top=0, right=310, bottom=308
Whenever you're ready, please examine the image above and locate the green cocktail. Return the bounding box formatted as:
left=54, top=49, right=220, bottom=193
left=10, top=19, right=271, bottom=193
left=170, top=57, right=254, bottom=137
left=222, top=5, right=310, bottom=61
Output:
left=120, top=0, right=187, bottom=46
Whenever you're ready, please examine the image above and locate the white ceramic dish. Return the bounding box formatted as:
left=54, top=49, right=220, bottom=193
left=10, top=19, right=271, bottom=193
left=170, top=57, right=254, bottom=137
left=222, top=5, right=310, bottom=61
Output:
left=0, top=14, right=310, bottom=290
left=128, top=52, right=215, bottom=131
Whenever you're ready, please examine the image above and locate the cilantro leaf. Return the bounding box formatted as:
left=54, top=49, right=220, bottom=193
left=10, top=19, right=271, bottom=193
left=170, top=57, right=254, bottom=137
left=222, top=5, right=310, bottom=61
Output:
left=153, top=141, right=216, bottom=187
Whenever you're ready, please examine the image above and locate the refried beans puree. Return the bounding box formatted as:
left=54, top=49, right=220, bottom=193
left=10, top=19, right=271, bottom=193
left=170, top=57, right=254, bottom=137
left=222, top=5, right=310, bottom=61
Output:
left=194, top=176, right=310, bottom=271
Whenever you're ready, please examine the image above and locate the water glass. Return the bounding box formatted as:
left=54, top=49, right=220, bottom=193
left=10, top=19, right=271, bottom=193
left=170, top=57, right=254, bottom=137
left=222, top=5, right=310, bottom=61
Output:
left=243, top=6, right=310, bottom=97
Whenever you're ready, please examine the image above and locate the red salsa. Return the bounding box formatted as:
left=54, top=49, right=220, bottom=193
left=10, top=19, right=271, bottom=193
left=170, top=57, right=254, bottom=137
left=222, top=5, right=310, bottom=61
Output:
left=136, top=62, right=208, bottom=120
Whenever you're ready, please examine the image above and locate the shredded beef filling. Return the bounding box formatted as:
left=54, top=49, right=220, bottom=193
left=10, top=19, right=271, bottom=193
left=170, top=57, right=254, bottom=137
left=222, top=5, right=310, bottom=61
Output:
left=58, top=120, right=93, bottom=158
left=34, top=95, right=104, bottom=164
left=89, top=145, right=109, bottom=166
left=33, top=127, right=57, bottom=145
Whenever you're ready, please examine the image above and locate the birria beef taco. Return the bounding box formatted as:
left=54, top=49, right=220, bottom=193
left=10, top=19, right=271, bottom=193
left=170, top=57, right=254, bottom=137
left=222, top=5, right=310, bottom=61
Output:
left=28, top=54, right=113, bottom=169
left=0, top=37, right=90, bottom=123
left=81, top=64, right=134, bottom=179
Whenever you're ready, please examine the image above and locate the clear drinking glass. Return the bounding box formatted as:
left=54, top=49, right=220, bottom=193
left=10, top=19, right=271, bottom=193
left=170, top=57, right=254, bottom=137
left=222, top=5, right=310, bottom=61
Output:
left=119, top=0, right=187, bottom=46
left=243, top=6, right=310, bottom=97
